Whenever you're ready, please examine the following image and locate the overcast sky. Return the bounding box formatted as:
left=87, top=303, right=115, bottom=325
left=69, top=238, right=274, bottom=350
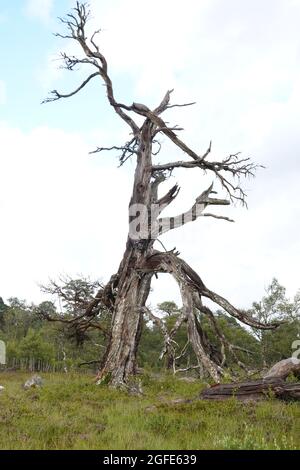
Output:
left=0, top=0, right=299, bottom=310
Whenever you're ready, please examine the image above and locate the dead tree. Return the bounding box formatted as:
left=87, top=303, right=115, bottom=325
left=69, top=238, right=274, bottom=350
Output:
left=43, top=2, right=281, bottom=388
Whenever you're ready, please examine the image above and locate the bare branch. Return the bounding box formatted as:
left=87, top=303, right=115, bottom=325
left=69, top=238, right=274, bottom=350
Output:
left=38, top=275, right=111, bottom=346
left=152, top=125, right=184, bottom=137
left=42, top=72, right=100, bottom=103
left=143, top=306, right=176, bottom=361
left=166, top=102, right=196, bottom=110
left=202, top=287, right=283, bottom=330
left=181, top=284, right=223, bottom=381
left=152, top=146, right=261, bottom=206
left=157, top=183, right=230, bottom=235
left=141, top=251, right=282, bottom=333
left=89, top=137, right=139, bottom=165
left=157, top=184, right=180, bottom=213
left=153, top=89, right=174, bottom=115
left=78, top=359, right=102, bottom=367
left=173, top=364, right=202, bottom=374
left=201, top=213, right=235, bottom=223
left=45, top=2, right=140, bottom=136
left=195, top=297, right=248, bottom=371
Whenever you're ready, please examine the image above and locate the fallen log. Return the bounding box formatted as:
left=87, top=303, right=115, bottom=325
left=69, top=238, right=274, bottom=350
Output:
left=263, top=357, right=300, bottom=380
left=201, top=377, right=300, bottom=401
left=200, top=358, right=300, bottom=401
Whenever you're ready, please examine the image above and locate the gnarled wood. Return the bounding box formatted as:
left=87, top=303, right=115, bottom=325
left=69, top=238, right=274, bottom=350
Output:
left=43, top=3, right=281, bottom=388
left=201, top=378, right=300, bottom=401
left=264, top=357, right=300, bottom=380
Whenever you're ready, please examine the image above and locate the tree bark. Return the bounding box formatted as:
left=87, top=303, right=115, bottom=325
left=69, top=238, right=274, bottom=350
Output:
left=200, top=358, right=300, bottom=401
left=263, top=357, right=300, bottom=380
left=96, top=121, right=155, bottom=387
left=97, top=266, right=151, bottom=386
left=200, top=378, right=300, bottom=401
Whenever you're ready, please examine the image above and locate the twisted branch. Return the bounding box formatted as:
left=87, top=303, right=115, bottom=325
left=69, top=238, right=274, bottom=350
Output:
left=43, top=1, right=139, bottom=136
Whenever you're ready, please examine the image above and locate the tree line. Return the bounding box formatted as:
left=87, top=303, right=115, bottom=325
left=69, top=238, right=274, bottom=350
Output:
left=0, top=277, right=299, bottom=376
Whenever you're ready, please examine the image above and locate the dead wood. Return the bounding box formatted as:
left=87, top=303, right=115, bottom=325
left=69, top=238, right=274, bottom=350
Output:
left=263, top=357, right=300, bottom=380
left=200, top=378, right=300, bottom=401
left=41, top=2, right=282, bottom=387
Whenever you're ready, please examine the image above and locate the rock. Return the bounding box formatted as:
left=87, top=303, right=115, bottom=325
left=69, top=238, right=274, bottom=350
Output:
left=0, top=385, right=4, bottom=391
left=145, top=405, right=157, bottom=412
left=23, top=375, right=43, bottom=390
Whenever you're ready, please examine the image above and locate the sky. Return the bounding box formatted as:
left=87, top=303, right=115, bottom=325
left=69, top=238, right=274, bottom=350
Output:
left=0, top=0, right=299, bottom=310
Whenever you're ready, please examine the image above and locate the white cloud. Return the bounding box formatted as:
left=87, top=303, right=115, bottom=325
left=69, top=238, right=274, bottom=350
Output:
left=25, top=0, right=54, bottom=24
left=0, top=124, right=130, bottom=303
left=1, top=0, right=300, bottom=309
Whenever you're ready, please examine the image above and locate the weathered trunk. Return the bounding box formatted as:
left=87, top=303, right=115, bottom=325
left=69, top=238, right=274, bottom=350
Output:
left=201, top=358, right=300, bottom=401
left=201, top=378, right=300, bottom=401
left=97, top=123, right=154, bottom=387
left=98, top=265, right=151, bottom=386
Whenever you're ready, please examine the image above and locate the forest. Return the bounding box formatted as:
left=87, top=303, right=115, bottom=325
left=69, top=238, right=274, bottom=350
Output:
left=0, top=277, right=299, bottom=375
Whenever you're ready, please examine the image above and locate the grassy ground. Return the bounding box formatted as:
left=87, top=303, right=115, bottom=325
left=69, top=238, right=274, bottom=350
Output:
left=0, top=371, right=299, bottom=450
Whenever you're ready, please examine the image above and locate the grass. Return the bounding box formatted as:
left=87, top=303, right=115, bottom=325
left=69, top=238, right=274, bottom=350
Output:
left=0, top=371, right=299, bottom=450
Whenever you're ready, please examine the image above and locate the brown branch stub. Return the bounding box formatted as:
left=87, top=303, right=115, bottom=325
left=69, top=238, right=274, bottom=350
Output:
left=153, top=89, right=174, bottom=115
left=157, top=184, right=180, bottom=213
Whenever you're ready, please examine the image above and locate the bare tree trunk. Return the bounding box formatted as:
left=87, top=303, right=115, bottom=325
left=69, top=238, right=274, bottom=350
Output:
left=98, top=268, right=151, bottom=386
left=96, top=121, right=154, bottom=387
